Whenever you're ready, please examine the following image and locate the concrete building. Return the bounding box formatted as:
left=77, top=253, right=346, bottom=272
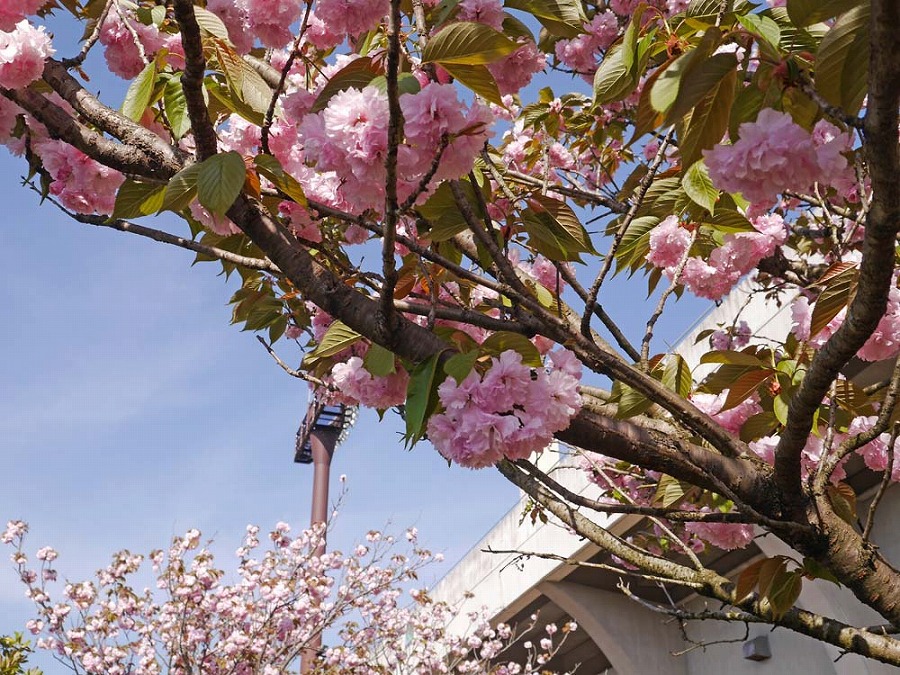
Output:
left=431, top=283, right=900, bottom=674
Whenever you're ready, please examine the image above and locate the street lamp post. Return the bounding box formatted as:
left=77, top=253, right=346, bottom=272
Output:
left=294, top=397, right=356, bottom=674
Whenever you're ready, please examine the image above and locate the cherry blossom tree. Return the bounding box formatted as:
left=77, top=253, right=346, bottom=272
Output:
left=2, top=0, right=900, bottom=665
left=3, top=519, right=576, bottom=674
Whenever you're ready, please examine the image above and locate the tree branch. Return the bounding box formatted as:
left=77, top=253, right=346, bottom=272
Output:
left=774, top=0, right=900, bottom=504
left=380, top=0, right=403, bottom=333
left=173, top=0, right=219, bottom=161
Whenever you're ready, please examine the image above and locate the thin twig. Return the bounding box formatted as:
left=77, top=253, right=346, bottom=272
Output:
left=61, top=0, right=115, bottom=68
left=28, top=182, right=281, bottom=273
left=863, top=422, right=900, bottom=543
left=255, top=336, right=333, bottom=389
left=582, top=130, right=674, bottom=340
left=485, top=547, right=704, bottom=589
left=260, top=3, right=313, bottom=155
left=641, top=226, right=698, bottom=366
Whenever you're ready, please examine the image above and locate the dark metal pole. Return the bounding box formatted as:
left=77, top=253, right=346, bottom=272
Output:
left=300, top=426, right=339, bottom=674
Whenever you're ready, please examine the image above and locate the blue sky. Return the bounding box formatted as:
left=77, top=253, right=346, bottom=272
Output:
left=0, top=10, right=713, bottom=671
left=0, top=156, right=707, bottom=671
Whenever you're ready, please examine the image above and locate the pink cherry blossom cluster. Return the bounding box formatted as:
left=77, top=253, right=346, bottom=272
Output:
left=34, top=139, right=125, bottom=215
left=310, top=0, right=389, bottom=48
left=646, top=213, right=787, bottom=300
left=554, top=11, right=619, bottom=78
left=0, top=0, right=44, bottom=32
left=488, top=40, right=547, bottom=96
left=99, top=7, right=174, bottom=80
left=0, top=19, right=53, bottom=89
left=749, top=432, right=850, bottom=483
left=705, top=110, right=854, bottom=206
left=710, top=320, right=752, bottom=350
left=690, top=391, right=761, bottom=436
left=297, top=82, right=491, bottom=213
left=5, top=519, right=577, bottom=675
left=331, top=356, right=410, bottom=409
left=427, top=349, right=582, bottom=468
left=206, top=0, right=307, bottom=50
left=791, top=283, right=900, bottom=362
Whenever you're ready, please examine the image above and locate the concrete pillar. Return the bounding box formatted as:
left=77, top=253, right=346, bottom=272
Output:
left=538, top=580, right=687, bottom=675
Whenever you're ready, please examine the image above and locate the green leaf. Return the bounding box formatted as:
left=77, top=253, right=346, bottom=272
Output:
left=740, top=411, right=778, bottom=442
left=615, top=215, right=659, bottom=269
left=767, top=569, right=802, bottom=618
left=121, top=60, right=157, bottom=122
left=163, top=75, right=191, bottom=140
left=254, top=154, right=308, bottom=206
left=650, top=53, right=698, bottom=115
left=661, top=355, right=693, bottom=398
left=616, top=382, right=654, bottom=419
left=531, top=194, right=596, bottom=253
left=444, top=350, right=479, bottom=383
left=757, top=556, right=789, bottom=598
left=162, top=162, right=202, bottom=213
left=682, top=160, right=719, bottom=214
left=810, top=264, right=858, bottom=338
left=438, top=62, right=504, bottom=105
left=505, top=0, right=585, bottom=38
left=307, top=320, right=362, bottom=360
left=405, top=353, right=447, bottom=446
left=112, top=179, right=167, bottom=219
left=826, top=482, right=857, bottom=525
left=481, top=332, right=542, bottom=367
left=423, top=22, right=518, bottom=65
left=521, top=207, right=583, bottom=262
left=736, top=13, right=781, bottom=51
left=653, top=474, right=687, bottom=508
left=764, top=7, right=828, bottom=52
left=665, top=53, right=737, bottom=125
left=700, top=349, right=765, bottom=367
left=592, top=43, right=635, bottom=105
left=310, top=57, right=381, bottom=113
left=419, top=181, right=480, bottom=241
left=243, top=297, right=283, bottom=331
left=773, top=390, right=790, bottom=425
left=729, top=81, right=764, bottom=140
left=194, top=6, right=231, bottom=39
left=213, top=39, right=274, bottom=116
left=815, top=2, right=869, bottom=115
left=197, top=151, right=246, bottom=216
left=677, top=65, right=736, bottom=168
left=364, top=343, right=396, bottom=376
left=787, top=0, right=863, bottom=26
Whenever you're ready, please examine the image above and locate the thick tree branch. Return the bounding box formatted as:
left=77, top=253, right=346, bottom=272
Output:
left=227, top=196, right=450, bottom=363
left=173, top=0, right=219, bottom=161
left=380, top=0, right=403, bottom=333
left=503, top=458, right=900, bottom=665
left=41, top=59, right=185, bottom=174
left=1, top=87, right=173, bottom=178
left=515, top=459, right=756, bottom=523
left=774, top=0, right=900, bottom=503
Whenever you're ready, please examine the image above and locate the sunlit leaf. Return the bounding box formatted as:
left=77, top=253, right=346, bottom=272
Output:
left=423, top=22, right=518, bottom=65
left=121, top=60, right=157, bottom=122
left=197, top=151, right=246, bottom=216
